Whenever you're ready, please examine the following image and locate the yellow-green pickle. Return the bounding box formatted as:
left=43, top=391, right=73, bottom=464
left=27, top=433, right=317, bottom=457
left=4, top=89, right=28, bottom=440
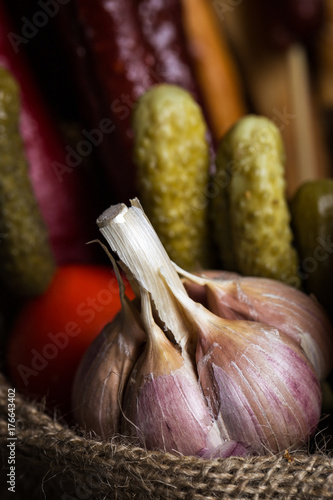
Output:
left=132, top=84, right=211, bottom=271
left=0, top=66, right=55, bottom=296
left=211, top=115, right=300, bottom=287
left=291, top=179, right=333, bottom=314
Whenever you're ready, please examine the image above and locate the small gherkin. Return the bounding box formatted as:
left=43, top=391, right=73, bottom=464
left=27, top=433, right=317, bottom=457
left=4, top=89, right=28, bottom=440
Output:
left=132, top=84, right=211, bottom=271
left=290, top=179, right=333, bottom=309
left=0, top=66, right=55, bottom=296
left=211, top=115, right=300, bottom=287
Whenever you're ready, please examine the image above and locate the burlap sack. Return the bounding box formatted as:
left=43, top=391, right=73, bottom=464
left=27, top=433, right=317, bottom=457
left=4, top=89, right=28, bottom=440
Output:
left=1, top=371, right=333, bottom=499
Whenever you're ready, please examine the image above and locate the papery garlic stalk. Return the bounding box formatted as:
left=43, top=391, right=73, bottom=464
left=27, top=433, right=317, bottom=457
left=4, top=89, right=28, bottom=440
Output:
left=71, top=254, right=146, bottom=439
left=91, top=199, right=322, bottom=456
left=178, top=266, right=333, bottom=381
left=97, top=200, right=193, bottom=352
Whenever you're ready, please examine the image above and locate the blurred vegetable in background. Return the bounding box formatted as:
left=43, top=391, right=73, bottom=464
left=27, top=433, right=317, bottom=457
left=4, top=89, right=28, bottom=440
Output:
left=0, top=65, right=55, bottom=297
left=254, top=0, right=324, bottom=49
left=291, top=179, right=333, bottom=316
left=6, top=264, right=135, bottom=414
left=0, top=1, right=99, bottom=268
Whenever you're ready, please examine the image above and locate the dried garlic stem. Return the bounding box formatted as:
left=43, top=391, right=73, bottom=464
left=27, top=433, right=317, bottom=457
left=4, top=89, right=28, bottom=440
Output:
left=97, top=199, right=190, bottom=349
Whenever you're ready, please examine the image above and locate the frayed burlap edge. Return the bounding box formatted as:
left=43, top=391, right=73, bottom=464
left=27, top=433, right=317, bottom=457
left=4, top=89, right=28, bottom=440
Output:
left=1, top=372, right=333, bottom=500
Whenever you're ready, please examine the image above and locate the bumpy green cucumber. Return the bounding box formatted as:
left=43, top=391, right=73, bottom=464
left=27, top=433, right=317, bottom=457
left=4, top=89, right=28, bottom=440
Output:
left=291, top=179, right=333, bottom=310
left=211, top=115, right=300, bottom=286
left=133, top=84, right=211, bottom=271
left=0, top=66, right=55, bottom=296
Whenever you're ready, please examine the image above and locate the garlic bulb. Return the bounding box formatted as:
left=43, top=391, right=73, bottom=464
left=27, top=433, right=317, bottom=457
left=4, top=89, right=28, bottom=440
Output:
left=74, top=199, right=323, bottom=457
left=122, top=288, right=224, bottom=457
left=162, top=272, right=322, bottom=455
left=179, top=267, right=333, bottom=381
left=71, top=258, right=146, bottom=439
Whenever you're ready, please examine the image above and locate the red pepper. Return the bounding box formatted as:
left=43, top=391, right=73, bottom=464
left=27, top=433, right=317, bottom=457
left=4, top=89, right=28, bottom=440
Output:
left=6, top=264, right=135, bottom=416
left=136, top=0, right=200, bottom=97
left=0, top=2, right=99, bottom=264
left=59, top=0, right=158, bottom=201
left=2, top=0, right=78, bottom=119
left=57, top=0, right=210, bottom=201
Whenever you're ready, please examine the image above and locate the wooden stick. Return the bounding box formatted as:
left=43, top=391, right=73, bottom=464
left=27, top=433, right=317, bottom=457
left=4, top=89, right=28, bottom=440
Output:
left=181, top=0, right=247, bottom=142
left=287, top=45, right=318, bottom=187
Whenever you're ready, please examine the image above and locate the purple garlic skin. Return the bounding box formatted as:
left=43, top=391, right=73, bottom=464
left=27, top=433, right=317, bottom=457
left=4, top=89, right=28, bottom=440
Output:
left=90, top=201, right=324, bottom=458
left=196, top=316, right=322, bottom=455
left=72, top=299, right=145, bottom=439
left=123, top=362, right=221, bottom=456
left=183, top=270, right=238, bottom=306
left=199, top=440, right=251, bottom=459
left=121, top=306, right=223, bottom=457
left=184, top=271, right=333, bottom=380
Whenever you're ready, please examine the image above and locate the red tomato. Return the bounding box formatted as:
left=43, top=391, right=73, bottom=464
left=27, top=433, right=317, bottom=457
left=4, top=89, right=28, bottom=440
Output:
left=6, top=264, right=135, bottom=416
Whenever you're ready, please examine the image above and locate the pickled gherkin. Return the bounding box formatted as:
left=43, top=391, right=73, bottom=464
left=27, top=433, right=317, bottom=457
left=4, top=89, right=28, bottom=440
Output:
left=133, top=84, right=211, bottom=270
left=0, top=66, right=55, bottom=296
left=211, top=115, right=300, bottom=286
left=291, top=180, right=333, bottom=312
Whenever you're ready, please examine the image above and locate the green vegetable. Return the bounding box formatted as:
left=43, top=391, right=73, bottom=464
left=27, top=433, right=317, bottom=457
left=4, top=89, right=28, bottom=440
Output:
left=291, top=179, right=333, bottom=311
left=132, top=84, right=211, bottom=271
left=211, top=115, right=300, bottom=287
left=0, top=66, right=55, bottom=296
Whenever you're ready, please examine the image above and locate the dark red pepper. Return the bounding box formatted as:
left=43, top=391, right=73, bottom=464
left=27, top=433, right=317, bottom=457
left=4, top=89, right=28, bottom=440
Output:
left=56, top=0, right=210, bottom=201
left=2, top=0, right=78, bottom=120
left=255, top=0, right=324, bottom=49
left=136, top=0, right=200, bottom=97
left=62, top=0, right=158, bottom=201
left=0, top=2, right=99, bottom=264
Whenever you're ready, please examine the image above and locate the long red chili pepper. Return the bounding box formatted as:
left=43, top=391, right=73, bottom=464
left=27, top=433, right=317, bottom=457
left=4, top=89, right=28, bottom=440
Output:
left=57, top=0, right=211, bottom=201
left=136, top=0, right=200, bottom=97
left=65, top=0, right=158, bottom=201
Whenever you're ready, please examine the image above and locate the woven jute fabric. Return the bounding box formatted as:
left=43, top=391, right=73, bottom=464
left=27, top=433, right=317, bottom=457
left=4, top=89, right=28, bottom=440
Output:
left=1, top=372, right=333, bottom=500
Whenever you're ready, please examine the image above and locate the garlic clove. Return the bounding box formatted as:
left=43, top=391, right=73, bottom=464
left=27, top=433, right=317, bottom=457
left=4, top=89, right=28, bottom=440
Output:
left=121, top=289, right=223, bottom=457
left=199, top=440, right=252, bottom=459
left=71, top=249, right=146, bottom=439
left=177, top=265, right=333, bottom=381
left=196, top=319, right=321, bottom=454
left=206, top=278, right=333, bottom=381
left=72, top=296, right=146, bottom=439
left=162, top=271, right=322, bottom=455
